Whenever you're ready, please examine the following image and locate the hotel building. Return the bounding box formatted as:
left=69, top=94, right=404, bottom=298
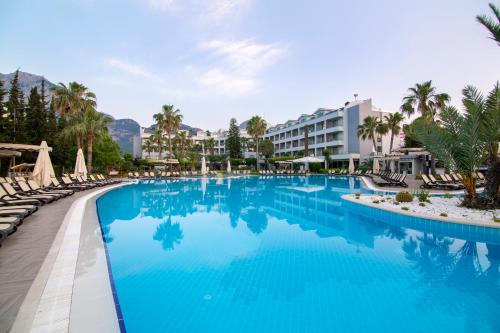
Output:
left=263, top=99, right=398, bottom=166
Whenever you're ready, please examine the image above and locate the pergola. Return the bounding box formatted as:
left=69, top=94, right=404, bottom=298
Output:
left=0, top=143, right=53, bottom=177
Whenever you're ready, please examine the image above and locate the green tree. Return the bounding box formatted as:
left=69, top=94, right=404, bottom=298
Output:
left=46, top=97, right=58, bottom=147
left=226, top=118, right=242, bottom=158
left=52, top=82, right=96, bottom=149
left=26, top=87, right=46, bottom=144
left=384, top=112, right=405, bottom=153
left=246, top=116, right=267, bottom=169
left=357, top=116, right=387, bottom=153
left=152, top=129, right=164, bottom=160
left=92, top=134, right=122, bottom=172
left=0, top=79, right=7, bottom=141
left=142, top=138, right=154, bottom=159
left=153, top=112, right=165, bottom=159
left=204, top=137, right=216, bottom=155
left=173, top=131, right=191, bottom=162
left=161, top=104, right=182, bottom=159
left=477, top=3, right=500, bottom=46
left=259, top=139, right=274, bottom=158
left=476, top=83, right=500, bottom=204
left=5, top=70, right=27, bottom=143
left=82, top=106, right=112, bottom=172
left=322, top=149, right=331, bottom=169
left=401, top=81, right=450, bottom=121
left=414, top=86, right=492, bottom=207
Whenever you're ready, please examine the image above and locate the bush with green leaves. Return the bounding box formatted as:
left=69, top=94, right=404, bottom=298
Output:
left=396, top=191, right=414, bottom=203
left=414, top=190, right=431, bottom=203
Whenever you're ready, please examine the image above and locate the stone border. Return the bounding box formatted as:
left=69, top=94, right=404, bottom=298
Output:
left=342, top=194, right=500, bottom=229
left=10, top=182, right=131, bottom=333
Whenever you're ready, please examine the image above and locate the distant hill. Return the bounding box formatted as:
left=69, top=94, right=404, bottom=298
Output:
left=107, top=117, right=141, bottom=154
left=147, top=123, right=203, bottom=135
left=0, top=71, right=57, bottom=99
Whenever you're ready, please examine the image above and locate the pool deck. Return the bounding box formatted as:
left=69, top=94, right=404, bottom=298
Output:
left=0, top=183, right=129, bottom=333
left=0, top=188, right=102, bottom=333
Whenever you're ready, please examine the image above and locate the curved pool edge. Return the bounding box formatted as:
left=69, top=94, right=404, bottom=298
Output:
left=10, top=182, right=133, bottom=333
left=341, top=194, right=500, bottom=229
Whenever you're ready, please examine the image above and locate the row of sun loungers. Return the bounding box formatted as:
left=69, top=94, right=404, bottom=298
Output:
left=128, top=170, right=253, bottom=179
left=0, top=174, right=120, bottom=247
left=420, top=172, right=485, bottom=190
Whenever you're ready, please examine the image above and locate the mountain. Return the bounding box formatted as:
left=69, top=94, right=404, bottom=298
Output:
left=107, top=117, right=141, bottom=154
left=147, top=123, right=202, bottom=135
left=0, top=71, right=56, bottom=98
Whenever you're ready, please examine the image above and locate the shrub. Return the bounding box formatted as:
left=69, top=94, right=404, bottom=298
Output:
left=414, top=190, right=431, bottom=203
left=440, top=213, right=448, bottom=217
left=372, top=200, right=380, bottom=204
left=443, top=193, right=454, bottom=199
left=401, top=207, right=409, bottom=211
left=309, top=162, right=322, bottom=173
left=396, top=191, right=413, bottom=203
left=318, top=168, right=328, bottom=174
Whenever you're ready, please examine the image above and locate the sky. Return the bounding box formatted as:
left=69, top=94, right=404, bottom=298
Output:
left=1, top=0, right=499, bottom=130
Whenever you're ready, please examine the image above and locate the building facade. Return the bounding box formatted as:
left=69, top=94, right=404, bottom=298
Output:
left=263, top=99, right=399, bottom=165
left=139, top=127, right=254, bottom=160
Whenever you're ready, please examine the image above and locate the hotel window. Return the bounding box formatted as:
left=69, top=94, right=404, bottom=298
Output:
left=316, top=122, right=324, bottom=131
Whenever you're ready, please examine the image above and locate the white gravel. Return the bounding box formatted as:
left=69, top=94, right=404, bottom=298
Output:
left=351, top=194, right=500, bottom=223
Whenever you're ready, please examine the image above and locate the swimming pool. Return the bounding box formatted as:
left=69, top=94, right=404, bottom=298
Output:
left=96, top=176, right=500, bottom=333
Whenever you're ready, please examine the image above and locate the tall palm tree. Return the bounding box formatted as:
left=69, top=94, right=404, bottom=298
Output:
left=384, top=112, right=405, bottom=153
left=82, top=106, right=111, bottom=172
left=357, top=116, right=388, bottom=154
left=246, top=116, right=267, bottom=170
left=161, top=104, right=183, bottom=159
left=143, top=139, right=154, bottom=159
left=477, top=3, right=500, bottom=46
left=474, top=83, right=500, bottom=204
left=52, top=82, right=96, bottom=149
left=414, top=88, right=488, bottom=207
left=173, top=131, right=190, bottom=161
left=401, top=81, right=450, bottom=121
left=152, top=129, right=164, bottom=160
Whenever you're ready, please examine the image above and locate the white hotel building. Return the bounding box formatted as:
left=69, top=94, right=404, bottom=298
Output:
left=263, top=99, right=398, bottom=167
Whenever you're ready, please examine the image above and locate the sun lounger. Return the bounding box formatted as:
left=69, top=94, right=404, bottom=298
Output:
left=26, top=179, right=74, bottom=197
left=1, top=182, right=55, bottom=203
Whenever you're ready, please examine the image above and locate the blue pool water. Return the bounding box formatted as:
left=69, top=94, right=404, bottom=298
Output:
left=96, top=176, right=500, bottom=333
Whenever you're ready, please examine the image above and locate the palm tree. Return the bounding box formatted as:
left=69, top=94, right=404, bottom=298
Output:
left=52, top=82, right=96, bottom=149
left=477, top=3, right=500, bottom=46
left=82, top=106, right=111, bottom=172
left=414, top=87, right=489, bottom=207
left=384, top=112, right=405, bottom=153
left=143, top=139, right=154, bottom=159
left=161, top=104, right=183, bottom=159
left=152, top=129, right=164, bottom=160
left=246, top=116, right=267, bottom=170
left=401, top=81, right=450, bottom=121
left=204, top=138, right=216, bottom=155
left=173, top=131, right=190, bottom=162
left=475, top=83, right=500, bottom=204
left=357, top=116, right=388, bottom=154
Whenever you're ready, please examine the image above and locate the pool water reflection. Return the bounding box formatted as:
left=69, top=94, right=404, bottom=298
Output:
left=96, top=176, right=500, bottom=333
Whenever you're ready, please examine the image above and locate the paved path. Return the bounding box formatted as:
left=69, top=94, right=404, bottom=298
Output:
left=0, top=188, right=101, bottom=333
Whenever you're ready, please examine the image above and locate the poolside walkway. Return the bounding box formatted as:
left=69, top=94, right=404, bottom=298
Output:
left=0, top=187, right=102, bottom=333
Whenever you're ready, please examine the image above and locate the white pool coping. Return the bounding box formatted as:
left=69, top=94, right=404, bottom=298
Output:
left=10, top=183, right=131, bottom=333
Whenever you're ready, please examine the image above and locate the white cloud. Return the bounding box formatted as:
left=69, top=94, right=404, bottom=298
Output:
left=196, top=39, right=287, bottom=96
left=147, top=0, right=177, bottom=11
left=147, top=0, right=250, bottom=23
left=104, top=58, right=162, bottom=81
left=197, top=68, right=256, bottom=96
left=200, top=39, right=285, bottom=76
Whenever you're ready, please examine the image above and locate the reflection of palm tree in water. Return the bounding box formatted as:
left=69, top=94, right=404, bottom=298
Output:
left=153, top=214, right=184, bottom=250
left=403, top=235, right=500, bottom=331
